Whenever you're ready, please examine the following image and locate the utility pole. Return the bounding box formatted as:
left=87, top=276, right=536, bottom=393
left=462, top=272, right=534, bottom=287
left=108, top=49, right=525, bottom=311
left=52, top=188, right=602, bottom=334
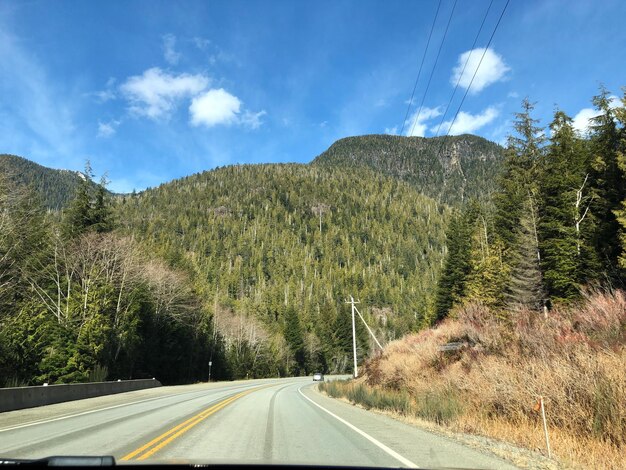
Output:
left=345, top=296, right=359, bottom=378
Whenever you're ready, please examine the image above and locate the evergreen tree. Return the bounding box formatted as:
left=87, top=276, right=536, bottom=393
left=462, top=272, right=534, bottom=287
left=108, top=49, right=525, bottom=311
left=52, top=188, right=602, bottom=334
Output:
left=92, top=176, right=114, bottom=233
left=493, top=99, right=547, bottom=310
left=587, top=87, right=626, bottom=285
left=507, top=197, right=546, bottom=311
left=332, top=307, right=354, bottom=356
left=434, top=205, right=477, bottom=321
left=613, top=92, right=626, bottom=275
left=63, top=162, right=95, bottom=238
left=284, top=306, right=305, bottom=374
left=538, top=110, right=593, bottom=302
left=494, top=99, right=546, bottom=252
left=464, top=222, right=509, bottom=311
left=63, top=162, right=113, bottom=238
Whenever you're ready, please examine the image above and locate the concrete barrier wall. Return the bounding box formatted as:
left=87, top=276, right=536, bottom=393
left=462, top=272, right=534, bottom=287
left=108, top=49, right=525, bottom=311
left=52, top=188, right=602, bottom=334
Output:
left=0, top=379, right=162, bottom=413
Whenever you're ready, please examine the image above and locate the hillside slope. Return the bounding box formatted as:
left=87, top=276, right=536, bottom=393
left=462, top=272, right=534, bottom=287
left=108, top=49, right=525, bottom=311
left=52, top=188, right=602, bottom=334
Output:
left=312, top=134, right=504, bottom=205
left=115, top=164, right=451, bottom=372
left=0, top=154, right=103, bottom=209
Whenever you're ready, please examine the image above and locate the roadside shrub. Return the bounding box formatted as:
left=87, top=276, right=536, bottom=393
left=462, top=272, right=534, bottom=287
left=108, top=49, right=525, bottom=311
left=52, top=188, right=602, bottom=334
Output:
left=414, top=387, right=463, bottom=425
left=339, top=290, right=626, bottom=469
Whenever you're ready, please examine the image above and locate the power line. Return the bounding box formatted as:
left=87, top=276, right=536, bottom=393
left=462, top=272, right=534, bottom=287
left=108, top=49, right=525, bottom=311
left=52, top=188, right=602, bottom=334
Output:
left=441, top=0, right=510, bottom=140
left=408, top=0, right=459, bottom=137
left=399, top=0, right=443, bottom=136
left=433, top=0, right=496, bottom=138
left=431, top=0, right=511, bottom=202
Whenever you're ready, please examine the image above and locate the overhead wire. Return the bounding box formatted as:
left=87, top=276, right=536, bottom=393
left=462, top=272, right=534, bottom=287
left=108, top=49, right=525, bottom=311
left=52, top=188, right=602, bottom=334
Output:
left=399, top=0, right=443, bottom=136
left=432, top=0, right=496, bottom=138
left=439, top=0, right=511, bottom=142
left=408, top=0, right=459, bottom=137
left=430, top=0, right=511, bottom=202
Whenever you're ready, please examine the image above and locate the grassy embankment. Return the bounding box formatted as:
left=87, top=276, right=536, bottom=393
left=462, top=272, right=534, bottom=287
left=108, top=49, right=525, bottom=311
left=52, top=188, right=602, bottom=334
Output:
left=320, top=291, right=625, bottom=469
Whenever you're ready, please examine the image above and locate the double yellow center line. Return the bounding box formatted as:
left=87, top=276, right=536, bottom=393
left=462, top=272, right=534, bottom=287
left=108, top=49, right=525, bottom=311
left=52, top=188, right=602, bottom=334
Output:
left=121, top=384, right=269, bottom=461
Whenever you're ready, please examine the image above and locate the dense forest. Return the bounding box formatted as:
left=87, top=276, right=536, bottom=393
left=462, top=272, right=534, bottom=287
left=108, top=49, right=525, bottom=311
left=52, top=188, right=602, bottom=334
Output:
left=0, top=170, right=223, bottom=386
left=435, top=87, right=626, bottom=317
left=115, top=165, right=450, bottom=377
left=0, top=158, right=453, bottom=386
left=313, top=134, right=504, bottom=205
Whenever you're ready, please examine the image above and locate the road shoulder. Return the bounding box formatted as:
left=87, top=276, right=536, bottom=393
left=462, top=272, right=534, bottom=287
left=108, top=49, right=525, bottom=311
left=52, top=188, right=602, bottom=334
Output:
left=303, top=383, right=532, bottom=470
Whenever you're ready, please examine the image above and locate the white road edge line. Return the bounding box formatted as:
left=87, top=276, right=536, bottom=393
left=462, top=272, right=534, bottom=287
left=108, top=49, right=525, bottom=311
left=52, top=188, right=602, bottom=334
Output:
left=298, top=385, right=419, bottom=469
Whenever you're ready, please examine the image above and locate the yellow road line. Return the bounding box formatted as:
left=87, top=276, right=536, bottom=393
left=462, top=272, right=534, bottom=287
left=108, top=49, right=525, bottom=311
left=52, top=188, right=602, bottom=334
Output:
left=120, top=395, right=238, bottom=461
left=121, top=384, right=270, bottom=461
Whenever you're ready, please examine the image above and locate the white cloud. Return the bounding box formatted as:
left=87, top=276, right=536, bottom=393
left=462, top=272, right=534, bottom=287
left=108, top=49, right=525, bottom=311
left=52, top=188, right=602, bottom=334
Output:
left=92, top=78, right=117, bottom=103
left=572, top=96, right=620, bottom=134
left=241, top=110, right=267, bottom=130
left=97, top=122, right=114, bottom=137
left=120, top=67, right=209, bottom=119
left=189, top=90, right=267, bottom=129
left=118, top=68, right=264, bottom=129
left=193, top=37, right=211, bottom=50
left=97, top=120, right=119, bottom=138
left=571, top=108, right=598, bottom=135
left=436, top=106, right=499, bottom=135
left=94, top=89, right=115, bottom=102
left=162, top=34, right=181, bottom=65
left=451, top=48, right=510, bottom=94
left=189, top=88, right=241, bottom=127
left=405, top=106, right=441, bottom=137
left=384, top=126, right=398, bottom=135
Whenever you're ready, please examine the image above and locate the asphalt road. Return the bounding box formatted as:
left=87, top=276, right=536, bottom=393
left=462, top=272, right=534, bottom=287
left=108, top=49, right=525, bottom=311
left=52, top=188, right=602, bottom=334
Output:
left=0, top=377, right=518, bottom=468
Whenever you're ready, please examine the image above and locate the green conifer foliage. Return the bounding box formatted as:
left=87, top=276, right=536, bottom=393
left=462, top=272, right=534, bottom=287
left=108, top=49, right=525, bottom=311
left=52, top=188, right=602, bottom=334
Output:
left=284, top=306, right=306, bottom=374
left=588, top=87, right=626, bottom=285
left=434, top=206, right=476, bottom=321
left=610, top=91, right=626, bottom=278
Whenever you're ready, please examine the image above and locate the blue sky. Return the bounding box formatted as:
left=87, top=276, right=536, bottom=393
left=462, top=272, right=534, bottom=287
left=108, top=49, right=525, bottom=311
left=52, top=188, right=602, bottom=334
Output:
left=1, top=0, right=625, bottom=193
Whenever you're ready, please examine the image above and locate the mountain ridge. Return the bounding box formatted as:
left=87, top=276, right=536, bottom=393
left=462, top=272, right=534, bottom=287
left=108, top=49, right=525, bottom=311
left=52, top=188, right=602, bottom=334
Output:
left=2, top=133, right=505, bottom=209
left=312, top=134, right=504, bottom=205
left=0, top=154, right=103, bottom=210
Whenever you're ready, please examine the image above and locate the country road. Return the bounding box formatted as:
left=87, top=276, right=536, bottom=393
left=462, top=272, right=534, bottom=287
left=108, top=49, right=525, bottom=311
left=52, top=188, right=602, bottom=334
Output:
left=0, top=377, right=518, bottom=468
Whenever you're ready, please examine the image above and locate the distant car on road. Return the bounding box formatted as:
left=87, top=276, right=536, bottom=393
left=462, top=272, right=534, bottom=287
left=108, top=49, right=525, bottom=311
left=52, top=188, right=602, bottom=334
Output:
left=313, top=372, right=324, bottom=381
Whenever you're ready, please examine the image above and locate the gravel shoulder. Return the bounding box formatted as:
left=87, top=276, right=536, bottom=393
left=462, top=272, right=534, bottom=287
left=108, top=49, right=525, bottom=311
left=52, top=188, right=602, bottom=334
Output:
left=315, top=387, right=561, bottom=470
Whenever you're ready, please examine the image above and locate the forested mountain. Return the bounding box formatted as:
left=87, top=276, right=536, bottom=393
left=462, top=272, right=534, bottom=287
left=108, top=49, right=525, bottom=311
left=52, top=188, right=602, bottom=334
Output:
left=312, top=134, right=504, bottom=205
left=116, top=164, right=450, bottom=376
left=0, top=154, right=105, bottom=210
left=1, top=154, right=453, bottom=386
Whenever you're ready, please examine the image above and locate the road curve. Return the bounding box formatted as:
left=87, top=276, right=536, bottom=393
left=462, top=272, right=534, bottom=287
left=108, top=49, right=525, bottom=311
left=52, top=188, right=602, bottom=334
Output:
left=0, top=377, right=518, bottom=469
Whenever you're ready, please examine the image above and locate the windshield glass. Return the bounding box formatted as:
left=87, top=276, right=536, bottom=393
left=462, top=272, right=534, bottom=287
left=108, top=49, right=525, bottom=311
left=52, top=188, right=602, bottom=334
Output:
left=1, top=1, right=625, bottom=469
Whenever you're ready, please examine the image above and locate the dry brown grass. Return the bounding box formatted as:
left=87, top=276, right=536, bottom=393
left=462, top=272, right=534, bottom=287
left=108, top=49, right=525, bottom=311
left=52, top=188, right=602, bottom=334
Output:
left=351, top=290, right=626, bottom=470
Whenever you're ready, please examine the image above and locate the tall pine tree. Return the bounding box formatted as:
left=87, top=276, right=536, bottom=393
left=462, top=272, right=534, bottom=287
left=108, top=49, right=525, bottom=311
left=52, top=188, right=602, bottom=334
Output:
left=612, top=91, right=626, bottom=277
left=63, top=162, right=113, bottom=238
left=434, top=204, right=478, bottom=321
left=538, top=110, right=593, bottom=302
left=284, top=306, right=305, bottom=374
left=587, top=87, right=626, bottom=286
left=494, top=99, right=547, bottom=311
